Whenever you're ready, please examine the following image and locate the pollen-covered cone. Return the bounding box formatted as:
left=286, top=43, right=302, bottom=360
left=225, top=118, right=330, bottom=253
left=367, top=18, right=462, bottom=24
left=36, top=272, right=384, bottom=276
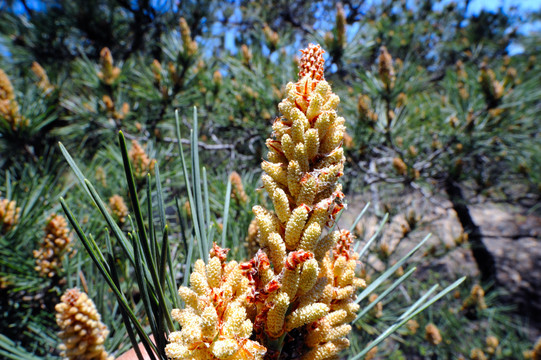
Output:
left=0, top=69, right=26, bottom=130
left=425, top=323, right=442, bottom=345
left=108, top=195, right=128, bottom=225
left=247, top=44, right=360, bottom=359
left=256, top=42, right=345, bottom=271
left=462, top=284, right=487, bottom=312
left=0, top=197, right=20, bottom=233
left=302, top=230, right=365, bottom=360
left=31, top=61, right=55, bottom=94
left=229, top=171, right=249, bottom=205
left=34, top=214, right=74, bottom=278
left=129, top=140, right=155, bottom=179
left=55, top=288, right=113, bottom=360
left=166, top=243, right=266, bottom=360
left=378, top=46, right=395, bottom=90
left=179, top=17, right=198, bottom=56
left=97, top=47, right=121, bottom=85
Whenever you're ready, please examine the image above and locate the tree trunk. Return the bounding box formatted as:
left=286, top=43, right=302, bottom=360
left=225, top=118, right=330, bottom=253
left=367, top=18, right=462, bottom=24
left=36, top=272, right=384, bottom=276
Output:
left=444, top=177, right=497, bottom=287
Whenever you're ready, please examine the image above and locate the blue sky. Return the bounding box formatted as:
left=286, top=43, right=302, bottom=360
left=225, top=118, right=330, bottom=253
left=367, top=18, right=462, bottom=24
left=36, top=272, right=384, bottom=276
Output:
left=468, top=0, right=540, bottom=14
left=10, top=0, right=541, bottom=17
left=2, top=0, right=540, bottom=58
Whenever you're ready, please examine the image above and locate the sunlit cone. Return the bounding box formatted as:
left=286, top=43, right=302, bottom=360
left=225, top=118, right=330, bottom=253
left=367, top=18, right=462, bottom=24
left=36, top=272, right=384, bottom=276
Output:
left=183, top=200, right=191, bottom=218
left=364, top=346, right=378, bottom=360
left=456, top=60, right=467, bottom=79
left=241, top=44, right=252, bottom=65
left=170, top=44, right=364, bottom=359
left=129, top=140, right=155, bottom=179
left=31, top=62, right=55, bottom=94
left=357, top=94, right=377, bottom=123
left=378, top=46, right=395, bottom=90
left=108, top=195, right=128, bottom=225
left=504, top=67, right=517, bottom=87
left=392, top=157, right=407, bottom=176
left=55, top=288, right=113, bottom=360
left=449, top=115, right=459, bottom=128
left=102, top=95, right=114, bottom=113
left=532, top=337, right=541, bottom=360
left=213, top=70, right=223, bottom=87
left=303, top=230, right=365, bottom=356
left=263, top=24, right=279, bottom=51
left=461, top=284, right=487, bottom=312
left=0, top=197, right=21, bottom=233
left=396, top=92, right=407, bottom=108
left=425, top=323, right=442, bottom=345
left=117, top=102, right=130, bottom=120
left=485, top=335, right=499, bottom=355
left=151, top=59, right=162, bottom=83
left=167, top=61, right=181, bottom=87
left=179, top=17, right=198, bottom=56
left=470, top=348, right=487, bottom=360
left=0, top=69, right=26, bottom=130
left=0, top=69, right=16, bottom=103
left=249, top=44, right=365, bottom=356
left=34, top=214, right=75, bottom=278
left=230, top=171, right=249, bottom=204
left=166, top=243, right=266, bottom=359
left=406, top=319, right=419, bottom=335
left=97, top=47, right=121, bottom=85
left=368, top=293, right=383, bottom=318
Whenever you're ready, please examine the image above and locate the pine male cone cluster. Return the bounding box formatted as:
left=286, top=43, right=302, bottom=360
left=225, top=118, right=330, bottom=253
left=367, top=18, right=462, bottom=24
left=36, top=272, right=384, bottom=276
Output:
left=166, top=44, right=365, bottom=360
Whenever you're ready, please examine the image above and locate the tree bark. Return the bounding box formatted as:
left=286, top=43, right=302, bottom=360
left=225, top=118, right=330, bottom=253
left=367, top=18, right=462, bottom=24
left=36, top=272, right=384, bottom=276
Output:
left=444, top=177, right=497, bottom=287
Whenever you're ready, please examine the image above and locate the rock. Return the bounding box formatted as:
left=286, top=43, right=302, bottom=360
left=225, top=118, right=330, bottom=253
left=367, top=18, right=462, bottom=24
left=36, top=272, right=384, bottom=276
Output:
left=471, top=204, right=541, bottom=325
left=342, top=191, right=541, bottom=329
